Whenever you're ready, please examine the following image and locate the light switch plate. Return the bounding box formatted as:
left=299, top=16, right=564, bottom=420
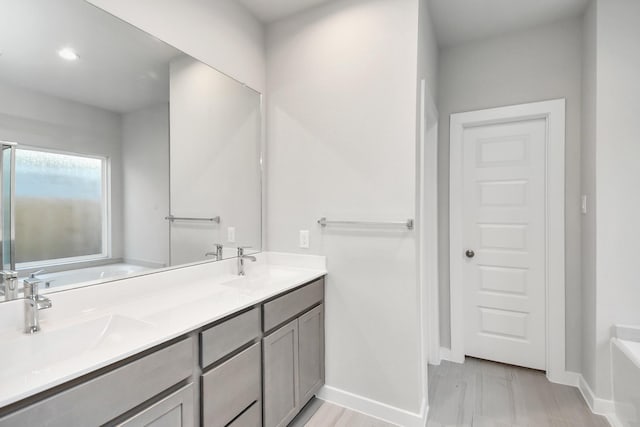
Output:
left=299, top=230, right=310, bottom=249
left=227, top=226, right=236, bottom=243
left=581, top=195, right=588, bottom=215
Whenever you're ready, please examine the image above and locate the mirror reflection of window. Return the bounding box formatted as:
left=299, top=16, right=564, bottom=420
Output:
left=15, top=148, right=107, bottom=266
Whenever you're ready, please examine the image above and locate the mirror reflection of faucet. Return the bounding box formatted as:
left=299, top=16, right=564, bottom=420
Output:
left=26, top=270, right=55, bottom=289
left=0, top=271, right=19, bottom=300
left=205, top=243, right=224, bottom=261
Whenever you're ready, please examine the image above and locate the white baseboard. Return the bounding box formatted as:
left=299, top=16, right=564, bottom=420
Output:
left=317, top=385, right=428, bottom=427
left=439, top=347, right=453, bottom=363
left=606, top=413, right=624, bottom=427
left=577, top=375, right=616, bottom=419
left=547, top=370, right=580, bottom=387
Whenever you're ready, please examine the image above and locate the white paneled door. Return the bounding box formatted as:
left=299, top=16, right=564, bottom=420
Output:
left=461, top=118, right=546, bottom=370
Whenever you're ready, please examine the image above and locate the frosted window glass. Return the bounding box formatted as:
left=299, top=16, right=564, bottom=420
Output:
left=2, top=147, right=12, bottom=269
left=15, top=149, right=104, bottom=263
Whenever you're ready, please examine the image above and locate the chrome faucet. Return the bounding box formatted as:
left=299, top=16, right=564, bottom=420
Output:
left=205, top=243, right=224, bottom=260
left=0, top=270, right=19, bottom=300
left=237, top=247, right=256, bottom=276
left=23, top=273, right=52, bottom=334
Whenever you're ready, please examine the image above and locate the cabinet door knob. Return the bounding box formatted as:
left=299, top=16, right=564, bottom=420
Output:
left=465, top=249, right=475, bottom=259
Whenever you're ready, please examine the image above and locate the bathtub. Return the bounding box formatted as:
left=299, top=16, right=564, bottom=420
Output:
left=612, top=326, right=640, bottom=427
left=36, top=263, right=150, bottom=290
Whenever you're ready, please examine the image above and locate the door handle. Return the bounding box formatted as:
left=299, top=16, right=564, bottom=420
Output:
left=465, top=249, right=475, bottom=258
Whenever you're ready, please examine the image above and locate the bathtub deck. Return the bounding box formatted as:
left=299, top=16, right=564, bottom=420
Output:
left=428, top=357, right=609, bottom=427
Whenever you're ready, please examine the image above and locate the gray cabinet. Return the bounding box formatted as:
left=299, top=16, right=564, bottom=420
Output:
left=298, top=304, right=324, bottom=406
left=0, top=276, right=326, bottom=427
left=227, top=401, right=261, bottom=427
left=118, top=384, right=195, bottom=427
left=263, top=279, right=323, bottom=333
left=201, top=342, right=262, bottom=427
left=263, top=281, right=325, bottom=427
left=263, top=318, right=299, bottom=427
left=200, top=307, right=261, bottom=368
left=0, top=338, right=195, bottom=427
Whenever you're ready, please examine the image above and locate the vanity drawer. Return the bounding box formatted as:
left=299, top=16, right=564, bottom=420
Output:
left=201, top=307, right=261, bottom=368
left=0, top=337, right=194, bottom=427
left=202, top=341, right=261, bottom=427
left=117, top=383, right=195, bottom=427
left=228, top=401, right=261, bottom=427
left=263, top=278, right=324, bottom=332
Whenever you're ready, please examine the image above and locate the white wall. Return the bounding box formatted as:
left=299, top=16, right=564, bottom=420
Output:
left=0, top=81, right=124, bottom=259
left=266, top=0, right=429, bottom=421
left=580, top=0, right=598, bottom=394
left=589, top=0, right=640, bottom=400
left=122, top=103, right=170, bottom=267
left=436, top=18, right=584, bottom=372
left=86, top=0, right=266, bottom=93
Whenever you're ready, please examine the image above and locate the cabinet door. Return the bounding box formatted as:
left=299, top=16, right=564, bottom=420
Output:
left=263, top=318, right=299, bottom=427
left=298, top=304, right=324, bottom=406
left=118, top=384, right=195, bottom=427
left=0, top=338, right=194, bottom=427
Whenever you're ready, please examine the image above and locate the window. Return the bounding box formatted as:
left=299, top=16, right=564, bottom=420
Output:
left=15, top=148, right=108, bottom=266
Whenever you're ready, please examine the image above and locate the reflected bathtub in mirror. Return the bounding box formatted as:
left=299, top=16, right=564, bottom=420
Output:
left=0, top=0, right=262, bottom=301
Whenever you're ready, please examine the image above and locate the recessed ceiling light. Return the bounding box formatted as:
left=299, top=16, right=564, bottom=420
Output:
left=58, top=48, right=79, bottom=61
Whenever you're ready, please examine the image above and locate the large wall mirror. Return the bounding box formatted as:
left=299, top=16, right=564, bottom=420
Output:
left=0, top=0, right=262, bottom=301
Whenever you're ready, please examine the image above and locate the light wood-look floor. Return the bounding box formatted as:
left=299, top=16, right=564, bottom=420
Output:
left=290, top=399, right=397, bottom=427
left=289, top=358, right=608, bottom=427
left=428, top=357, right=609, bottom=427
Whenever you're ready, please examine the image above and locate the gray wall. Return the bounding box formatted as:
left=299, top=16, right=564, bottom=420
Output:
left=87, top=0, right=266, bottom=93
left=436, top=17, right=584, bottom=372
left=266, top=0, right=431, bottom=415
left=590, top=0, right=640, bottom=399
left=122, top=103, right=170, bottom=267
left=580, top=0, right=597, bottom=393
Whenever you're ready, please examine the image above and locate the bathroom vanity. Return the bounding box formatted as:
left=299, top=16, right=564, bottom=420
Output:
left=0, top=254, right=326, bottom=427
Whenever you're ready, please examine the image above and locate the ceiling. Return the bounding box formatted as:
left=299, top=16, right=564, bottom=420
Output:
left=429, top=0, right=589, bottom=48
left=0, top=0, right=181, bottom=113
left=238, top=0, right=335, bottom=23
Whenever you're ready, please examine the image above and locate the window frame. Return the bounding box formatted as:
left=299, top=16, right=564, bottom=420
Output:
left=15, top=146, right=111, bottom=270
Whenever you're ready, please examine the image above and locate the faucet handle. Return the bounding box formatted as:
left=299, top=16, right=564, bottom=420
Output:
left=30, top=269, right=46, bottom=278
left=23, top=277, right=41, bottom=298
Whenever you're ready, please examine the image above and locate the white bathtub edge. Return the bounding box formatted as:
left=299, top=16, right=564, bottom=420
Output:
left=614, top=325, right=640, bottom=342
left=612, top=338, right=640, bottom=370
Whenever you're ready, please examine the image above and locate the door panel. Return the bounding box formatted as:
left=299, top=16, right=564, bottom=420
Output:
left=462, top=119, right=546, bottom=370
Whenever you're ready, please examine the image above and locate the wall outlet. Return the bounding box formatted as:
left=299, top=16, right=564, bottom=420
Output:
left=299, top=230, right=310, bottom=249
left=227, top=226, right=236, bottom=243
left=581, top=195, right=588, bottom=215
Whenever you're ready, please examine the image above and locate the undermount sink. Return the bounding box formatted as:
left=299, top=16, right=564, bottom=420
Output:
left=220, top=267, right=302, bottom=293
left=1, top=315, right=154, bottom=379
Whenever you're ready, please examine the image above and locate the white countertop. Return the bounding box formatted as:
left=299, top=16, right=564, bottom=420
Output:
left=0, top=252, right=326, bottom=408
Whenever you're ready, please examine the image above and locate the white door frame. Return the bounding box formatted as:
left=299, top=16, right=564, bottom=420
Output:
left=449, top=99, right=567, bottom=384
